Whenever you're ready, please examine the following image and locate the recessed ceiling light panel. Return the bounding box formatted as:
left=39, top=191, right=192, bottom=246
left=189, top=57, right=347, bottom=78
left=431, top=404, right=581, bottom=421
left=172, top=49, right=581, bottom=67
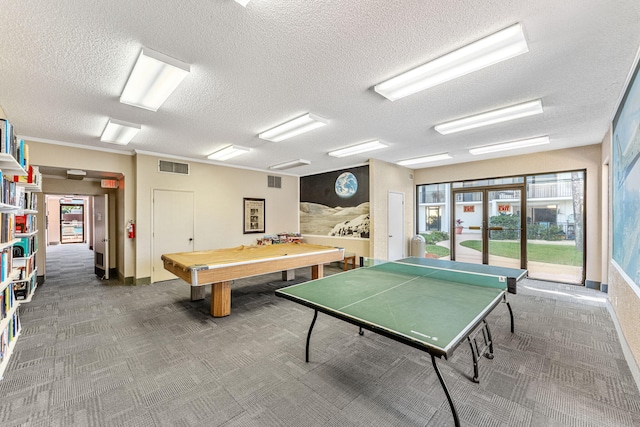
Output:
left=120, top=48, right=190, bottom=111
left=469, top=136, right=550, bottom=155
left=328, top=140, right=388, bottom=157
left=207, top=145, right=251, bottom=161
left=397, top=153, right=452, bottom=166
left=435, top=99, right=543, bottom=135
left=375, top=23, right=528, bottom=101
left=100, top=118, right=141, bottom=145
left=269, top=159, right=311, bottom=170
left=259, top=113, right=328, bottom=142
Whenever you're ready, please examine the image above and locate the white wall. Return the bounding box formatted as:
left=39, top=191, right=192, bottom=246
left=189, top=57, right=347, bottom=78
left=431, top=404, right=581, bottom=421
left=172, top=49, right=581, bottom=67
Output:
left=370, top=159, right=415, bottom=261
left=134, top=153, right=300, bottom=281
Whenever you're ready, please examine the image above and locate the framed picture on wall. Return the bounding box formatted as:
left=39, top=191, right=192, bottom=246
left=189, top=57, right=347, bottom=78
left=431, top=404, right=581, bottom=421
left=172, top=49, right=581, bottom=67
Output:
left=612, top=55, right=640, bottom=288
left=243, top=198, right=265, bottom=234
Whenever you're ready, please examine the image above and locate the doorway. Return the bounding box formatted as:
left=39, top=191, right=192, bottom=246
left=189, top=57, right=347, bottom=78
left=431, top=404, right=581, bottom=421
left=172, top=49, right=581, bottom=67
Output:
left=60, top=202, right=85, bottom=244
left=452, top=186, right=525, bottom=269
left=388, top=191, right=404, bottom=260
left=45, top=193, right=111, bottom=280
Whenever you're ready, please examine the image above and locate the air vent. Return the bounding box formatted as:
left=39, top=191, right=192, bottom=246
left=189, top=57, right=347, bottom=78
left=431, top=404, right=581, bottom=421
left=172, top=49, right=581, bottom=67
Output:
left=268, top=175, right=282, bottom=188
left=158, top=160, right=190, bottom=175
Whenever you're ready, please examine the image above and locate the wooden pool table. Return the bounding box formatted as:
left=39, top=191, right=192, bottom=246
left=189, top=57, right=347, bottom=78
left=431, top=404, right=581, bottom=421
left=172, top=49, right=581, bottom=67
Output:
left=161, top=243, right=344, bottom=317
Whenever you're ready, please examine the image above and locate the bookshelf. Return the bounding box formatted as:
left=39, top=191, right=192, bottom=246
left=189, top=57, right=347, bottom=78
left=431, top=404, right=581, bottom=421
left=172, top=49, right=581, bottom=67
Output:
left=0, top=117, right=41, bottom=379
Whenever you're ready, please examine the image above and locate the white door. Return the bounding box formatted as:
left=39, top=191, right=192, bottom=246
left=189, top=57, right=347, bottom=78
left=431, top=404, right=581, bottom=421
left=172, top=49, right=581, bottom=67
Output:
left=388, top=191, right=404, bottom=260
left=152, top=190, right=194, bottom=282
left=93, top=195, right=109, bottom=279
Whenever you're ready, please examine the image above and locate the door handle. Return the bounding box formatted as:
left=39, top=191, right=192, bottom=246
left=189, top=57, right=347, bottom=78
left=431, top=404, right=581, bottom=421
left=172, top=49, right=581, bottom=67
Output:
left=189, top=238, right=193, bottom=242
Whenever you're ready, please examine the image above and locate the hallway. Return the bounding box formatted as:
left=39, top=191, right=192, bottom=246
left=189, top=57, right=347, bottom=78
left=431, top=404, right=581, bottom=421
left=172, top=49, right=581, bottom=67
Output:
left=44, top=243, right=95, bottom=285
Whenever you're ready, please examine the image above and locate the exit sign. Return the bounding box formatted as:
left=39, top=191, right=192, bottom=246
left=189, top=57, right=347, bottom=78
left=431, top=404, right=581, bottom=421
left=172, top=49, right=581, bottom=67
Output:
left=101, top=179, right=119, bottom=189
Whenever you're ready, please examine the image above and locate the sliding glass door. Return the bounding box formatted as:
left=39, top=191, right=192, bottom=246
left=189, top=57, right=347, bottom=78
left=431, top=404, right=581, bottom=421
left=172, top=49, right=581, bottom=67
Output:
left=452, top=186, right=524, bottom=269
left=417, top=170, right=586, bottom=284
left=487, top=188, right=523, bottom=269
left=452, top=190, right=483, bottom=264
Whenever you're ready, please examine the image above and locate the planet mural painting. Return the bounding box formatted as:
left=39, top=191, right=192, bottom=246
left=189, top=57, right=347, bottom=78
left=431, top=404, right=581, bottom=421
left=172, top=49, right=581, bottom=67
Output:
left=335, top=172, right=358, bottom=198
left=300, top=166, right=370, bottom=238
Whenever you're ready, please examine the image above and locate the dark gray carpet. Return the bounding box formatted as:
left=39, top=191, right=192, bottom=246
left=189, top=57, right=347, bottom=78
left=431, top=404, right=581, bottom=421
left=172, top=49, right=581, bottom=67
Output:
left=0, top=243, right=638, bottom=426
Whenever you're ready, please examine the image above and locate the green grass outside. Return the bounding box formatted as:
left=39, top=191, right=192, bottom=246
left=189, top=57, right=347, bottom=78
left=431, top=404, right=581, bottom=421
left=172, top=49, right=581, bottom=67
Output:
left=460, top=240, right=583, bottom=266
left=425, top=244, right=450, bottom=257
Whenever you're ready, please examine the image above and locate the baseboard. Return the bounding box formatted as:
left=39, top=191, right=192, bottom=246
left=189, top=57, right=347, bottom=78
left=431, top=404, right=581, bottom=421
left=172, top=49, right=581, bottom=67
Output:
left=601, top=283, right=608, bottom=293
left=135, top=277, right=151, bottom=285
left=118, top=271, right=135, bottom=285
left=606, top=300, right=640, bottom=393
left=37, top=275, right=45, bottom=285
left=585, top=280, right=601, bottom=290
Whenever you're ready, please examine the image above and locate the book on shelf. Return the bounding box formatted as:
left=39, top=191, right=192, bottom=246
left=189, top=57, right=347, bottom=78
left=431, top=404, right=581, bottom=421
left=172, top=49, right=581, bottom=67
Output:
left=17, top=140, right=25, bottom=168
left=14, top=235, right=36, bottom=257
left=2, top=283, right=14, bottom=317
left=14, top=253, right=35, bottom=280
left=1, top=247, right=11, bottom=283
left=0, top=119, right=21, bottom=162
left=8, top=312, right=18, bottom=341
left=0, top=330, right=6, bottom=363
left=0, top=213, right=15, bottom=244
left=13, top=165, right=39, bottom=188
left=12, top=281, right=27, bottom=300
left=15, top=214, right=35, bottom=234
left=1, top=175, right=17, bottom=206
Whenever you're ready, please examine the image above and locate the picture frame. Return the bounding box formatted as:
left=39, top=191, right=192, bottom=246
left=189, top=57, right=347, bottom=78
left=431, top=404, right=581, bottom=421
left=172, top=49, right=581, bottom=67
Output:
left=243, top=198, right=265, bottom=234
left=612, top=55, right=640, bottom=288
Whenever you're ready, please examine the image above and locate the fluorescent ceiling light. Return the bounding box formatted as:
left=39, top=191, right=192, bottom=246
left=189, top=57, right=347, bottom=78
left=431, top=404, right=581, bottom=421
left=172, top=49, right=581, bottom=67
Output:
left=374, top=23, right=528, bottom=101
left=259, top=113, right=328, bottom=142
left=435, top=99, right=543, bottom=135
left=207, top=145, right=251, bottom=161
left=100, top=118, right=141, bottom=145
left=397, top=153, right=452, bottom=166
left=234, top=0, right=250, bottom=6
left=120, top=48, right=190, bottom=111
left=469, top=136, right=550, bottom=155
left=328, top=140, right=388, bottom=158
left=269, top=159, right=311, bottom=170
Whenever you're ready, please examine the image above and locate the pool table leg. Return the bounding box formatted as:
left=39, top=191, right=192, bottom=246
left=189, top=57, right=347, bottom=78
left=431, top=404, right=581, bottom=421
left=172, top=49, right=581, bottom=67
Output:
left=311, top=264, right=324, bottom=279
left=191, top=286, right=206, bottom=301
left=211, top=281, right=231, bottom=317
left=282, top=270, right=295, bottom=281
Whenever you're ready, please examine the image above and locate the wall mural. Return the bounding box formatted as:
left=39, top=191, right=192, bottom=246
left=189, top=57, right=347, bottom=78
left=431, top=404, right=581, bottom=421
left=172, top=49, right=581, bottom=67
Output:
left=300, top=165, right=369, bottom=238
left=613, top=57, right=640, bottom=288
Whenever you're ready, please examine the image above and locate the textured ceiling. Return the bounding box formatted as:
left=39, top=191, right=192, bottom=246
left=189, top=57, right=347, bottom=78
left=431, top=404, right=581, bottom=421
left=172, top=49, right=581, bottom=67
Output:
left=1, top=0, right=639, bottom=177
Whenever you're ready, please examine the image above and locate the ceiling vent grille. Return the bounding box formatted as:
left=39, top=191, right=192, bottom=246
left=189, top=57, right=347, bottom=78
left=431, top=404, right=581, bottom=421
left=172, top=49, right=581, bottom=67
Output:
left=268, top=175, right=282, bottom=189
left=158, top=160, right=190, bottom=175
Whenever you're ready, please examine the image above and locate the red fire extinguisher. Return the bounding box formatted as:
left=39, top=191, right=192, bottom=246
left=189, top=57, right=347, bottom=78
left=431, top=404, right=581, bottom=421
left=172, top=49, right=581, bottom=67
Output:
left=127, top=220, right=135, bottom=239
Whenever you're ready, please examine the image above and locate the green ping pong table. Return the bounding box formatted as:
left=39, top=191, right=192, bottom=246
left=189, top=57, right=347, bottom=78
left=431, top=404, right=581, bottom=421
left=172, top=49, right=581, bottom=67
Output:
left=275, top=257, right=527, bottom=427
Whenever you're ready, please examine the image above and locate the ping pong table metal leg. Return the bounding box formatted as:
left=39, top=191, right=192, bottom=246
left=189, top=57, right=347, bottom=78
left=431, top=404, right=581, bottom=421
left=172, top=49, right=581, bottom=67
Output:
left=468, top=337, right=480, bottom=383
left=305, top=310, right=319, bottom=363
left=482, top=320, right=494, bottom=358
left=503, top=295, right=515, bottom=333
left=431, top=355, right=461, bottom=427
left=467, top=320, right=494, bottom=383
